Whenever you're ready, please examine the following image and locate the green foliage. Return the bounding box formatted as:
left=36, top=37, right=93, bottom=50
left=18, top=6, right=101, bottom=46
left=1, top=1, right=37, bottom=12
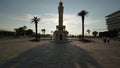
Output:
left=41, top=29, right=46, bottom=34
left=14, top=26, right=33, bottom=37
left=26, top=29, right=34, bottom=36
left=78, top=10, right=88, bottom=40
left=31, top=17, right=40, bottom=40
left=78, top=10, right=88, bottom=17
left=92, top=31, right=98, bottom=37
left=14, top=26, right=26, bottom=36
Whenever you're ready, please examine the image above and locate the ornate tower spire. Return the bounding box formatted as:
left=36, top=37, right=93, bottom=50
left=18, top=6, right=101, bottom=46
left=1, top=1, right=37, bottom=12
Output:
left=58, top=0, right=64, bottom=26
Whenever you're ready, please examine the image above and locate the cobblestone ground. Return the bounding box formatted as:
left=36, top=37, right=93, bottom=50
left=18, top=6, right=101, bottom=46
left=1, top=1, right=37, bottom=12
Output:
left=0, top=38, right=120, bottom=68
left=71, top=38, right=120, bottom=68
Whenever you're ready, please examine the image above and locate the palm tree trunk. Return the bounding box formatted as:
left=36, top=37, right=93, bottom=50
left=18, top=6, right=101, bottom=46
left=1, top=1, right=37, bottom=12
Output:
left=82, top=16, right=84, bottom=40
left=35, top=22, right=37, bottom=40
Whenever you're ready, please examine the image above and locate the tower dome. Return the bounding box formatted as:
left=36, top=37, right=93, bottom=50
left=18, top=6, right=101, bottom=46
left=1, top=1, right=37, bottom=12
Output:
left=59, top=1, right=63, bottom=6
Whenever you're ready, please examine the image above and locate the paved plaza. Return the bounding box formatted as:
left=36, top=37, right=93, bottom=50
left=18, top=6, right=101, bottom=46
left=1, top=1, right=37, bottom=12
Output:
left=0, top=38, right=120, bottom=68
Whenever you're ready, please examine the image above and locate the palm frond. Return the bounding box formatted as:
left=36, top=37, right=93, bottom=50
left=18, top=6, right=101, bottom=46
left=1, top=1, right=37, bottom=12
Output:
left=31, top=17, right=40, bottom=23
left=78, top=10, right=88, bottom=16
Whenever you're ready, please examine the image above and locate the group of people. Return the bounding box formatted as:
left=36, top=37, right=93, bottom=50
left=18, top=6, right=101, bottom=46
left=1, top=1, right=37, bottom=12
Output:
left=103, top=37, right=110, bottom=43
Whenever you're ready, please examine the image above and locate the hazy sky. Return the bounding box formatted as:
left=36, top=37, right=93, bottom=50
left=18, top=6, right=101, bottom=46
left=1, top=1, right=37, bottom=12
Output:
left=0, top=0, right=120, bottom=35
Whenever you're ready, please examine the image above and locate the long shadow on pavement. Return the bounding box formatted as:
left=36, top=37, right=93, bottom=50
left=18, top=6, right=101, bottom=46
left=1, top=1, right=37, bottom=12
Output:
left=0, top=42, right=102, bottom=68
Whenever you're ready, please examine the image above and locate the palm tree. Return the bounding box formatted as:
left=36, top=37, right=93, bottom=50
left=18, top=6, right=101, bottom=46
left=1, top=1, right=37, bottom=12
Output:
left=23, top=26, right=27, bottom=30
left=86, top=29, right=90, bottom=36
left=31, top=17, right=40, bottom=40
left=78, top=10, right=88, bottom=40
left=92, top=31, right=98, bottom=37
left=41, top=29, right=46, bottom=35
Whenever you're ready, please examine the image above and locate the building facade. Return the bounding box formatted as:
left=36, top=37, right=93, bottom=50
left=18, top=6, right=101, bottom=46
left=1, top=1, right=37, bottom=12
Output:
left=106, top=10, right=120, bottom=31
left=106, top=10, right=120, bottom=37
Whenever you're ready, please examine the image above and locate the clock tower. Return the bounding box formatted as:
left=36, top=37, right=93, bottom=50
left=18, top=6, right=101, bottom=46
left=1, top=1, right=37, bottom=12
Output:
left=54, top=1, right=68, bottom=42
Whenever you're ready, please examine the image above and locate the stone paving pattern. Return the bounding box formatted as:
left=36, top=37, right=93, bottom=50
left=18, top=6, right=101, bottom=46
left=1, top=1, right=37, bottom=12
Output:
left=0, top=38, right=120, bottom=68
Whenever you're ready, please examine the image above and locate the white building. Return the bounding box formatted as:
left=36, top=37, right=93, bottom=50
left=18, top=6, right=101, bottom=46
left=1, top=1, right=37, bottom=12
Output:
left=106, top=10, right=120, bottom=31
left=106, top=10, right=120, bottom=37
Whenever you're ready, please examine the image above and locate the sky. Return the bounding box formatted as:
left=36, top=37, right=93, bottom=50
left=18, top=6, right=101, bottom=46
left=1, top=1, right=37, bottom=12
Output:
left=0, top=0, right=120, bottom=35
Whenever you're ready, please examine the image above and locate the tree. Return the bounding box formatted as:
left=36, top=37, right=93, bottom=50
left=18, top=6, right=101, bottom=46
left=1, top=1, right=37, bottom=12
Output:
left=23, top=26, right=27, bottom=36
left=23, top=26, right=27, bottom=30
left=14, top=26, right=27, bottom=36
left=78, top=10, right=88, bottom=40
left=41, top=29, right=46, bottom=34
left=92, top=31, right=98, bottom=37
left=31, top=17, right=40, bottom=40
left=86, top=29, right=90, bottom=36
left=26, top=29, right=33, bottom=37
